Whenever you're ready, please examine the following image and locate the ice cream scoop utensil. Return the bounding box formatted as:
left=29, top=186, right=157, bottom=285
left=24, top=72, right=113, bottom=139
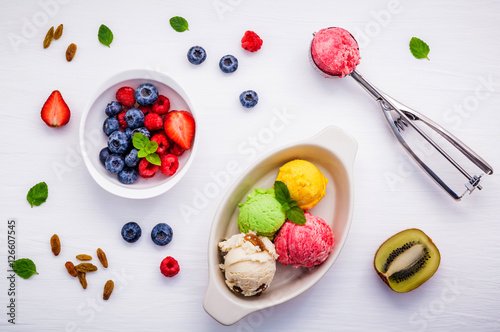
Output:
left=310, top=28, right=493, bottom=200
left=349, top=70, right=492, bottom=200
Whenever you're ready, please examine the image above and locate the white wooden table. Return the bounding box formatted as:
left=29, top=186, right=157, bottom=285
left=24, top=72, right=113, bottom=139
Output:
left=1, top=0, right=499, bottom=331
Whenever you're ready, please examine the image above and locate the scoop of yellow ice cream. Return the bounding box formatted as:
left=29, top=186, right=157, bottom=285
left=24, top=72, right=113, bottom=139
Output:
left=276, top=160, right=328, bottom=210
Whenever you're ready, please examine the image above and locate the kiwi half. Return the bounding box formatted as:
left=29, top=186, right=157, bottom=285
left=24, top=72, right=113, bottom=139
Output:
left=374, top=229, right=440, bottom=293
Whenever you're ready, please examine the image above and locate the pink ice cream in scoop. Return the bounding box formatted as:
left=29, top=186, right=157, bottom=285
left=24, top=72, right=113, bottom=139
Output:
left=274, top=211, right=334, bottom=268
left=311, top=27, right=360, bottom=77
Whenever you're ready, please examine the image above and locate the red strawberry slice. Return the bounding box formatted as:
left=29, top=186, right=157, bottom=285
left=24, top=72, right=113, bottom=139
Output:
left=41, top=90, right=71, bottom=128
left=164, top=111, right=195, bottom=150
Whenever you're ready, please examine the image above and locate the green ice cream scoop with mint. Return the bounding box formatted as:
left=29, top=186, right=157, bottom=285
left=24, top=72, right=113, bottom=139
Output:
left=237, top=188, right=286, bottom=238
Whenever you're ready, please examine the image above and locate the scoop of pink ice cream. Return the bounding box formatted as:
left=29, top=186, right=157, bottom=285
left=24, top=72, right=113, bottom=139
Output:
left=311, top=27, right=360, bottom=77
left=274, top=211, right=334, bottom=268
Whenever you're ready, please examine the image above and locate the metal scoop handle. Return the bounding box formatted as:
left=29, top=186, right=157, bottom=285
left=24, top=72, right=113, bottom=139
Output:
left=350, top=70, right=493, bottom=200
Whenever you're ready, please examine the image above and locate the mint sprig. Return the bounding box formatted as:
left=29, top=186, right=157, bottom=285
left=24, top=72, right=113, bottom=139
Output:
left=98, top=24, right=114, bottom=47
left=169, top=16, right=189, bottom=32
left=274, top=181, right=306, bottom=225
left=132, top=133, right=161, bottom=166
left=27, top=182, right=48, bottom=208
left=11, top=258, right=38, bottom=279
left=409, top=37, right=430, bottom=60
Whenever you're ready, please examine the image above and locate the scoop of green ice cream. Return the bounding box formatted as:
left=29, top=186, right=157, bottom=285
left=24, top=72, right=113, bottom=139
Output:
left=237, top=188, right=286, bottom=238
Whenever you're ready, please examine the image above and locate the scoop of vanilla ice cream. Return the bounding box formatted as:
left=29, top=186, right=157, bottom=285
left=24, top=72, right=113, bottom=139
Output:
left=219, top=232, right=277, bottom=296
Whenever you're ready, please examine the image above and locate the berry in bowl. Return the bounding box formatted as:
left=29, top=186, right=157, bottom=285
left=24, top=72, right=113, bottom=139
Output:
left=80, top=69, right=197, bottom=199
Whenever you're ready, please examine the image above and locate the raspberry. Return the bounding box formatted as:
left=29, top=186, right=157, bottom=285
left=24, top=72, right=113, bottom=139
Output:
left=144, top=113, right=163, bottom=131
left=138, top=158, right=159, bottom=178
left=117, top=110, right=128, bottom=128
left=116, top=87, right=135, bottom=107
left=152, top=95, right=170, bottom=115
left=138, top=105, right=152, bottom=115
left=168, top=142, right=185, bottom=156
left=151, top=133, right=170, bottom=155
left=241, top=31, right=263, bottom=52
left=160, top=154, right=179, bottom=176
left=160, top=256, right=179, bottom=277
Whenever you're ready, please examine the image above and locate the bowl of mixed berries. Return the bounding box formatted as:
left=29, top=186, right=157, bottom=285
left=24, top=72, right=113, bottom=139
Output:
left=80, top=69, right=197, bottom=199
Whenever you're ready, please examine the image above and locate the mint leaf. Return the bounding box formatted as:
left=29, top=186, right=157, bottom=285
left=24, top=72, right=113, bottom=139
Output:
left=12, top=258, right=38, bottom=279
left=137, top=150, right=148, bottom=158
left=409, top=37, right=430, bottom=60
left=169, top=16, right=189, bottom=32
left=145, top=141, right=158, bottom=154
left=274, top=181, right=290, bottom=205
left=133, top=133, right=149, bottom=150
left=146, top=153, right=161, bottom=166
left=98, top=24, right=113, bottom=47
left=134, top=133, right=161, bottom=164
left=27, top=182, right=48, bottom=208
left=272, top=181, right=306, bottom=224
left=287, top=206, right=306, bottom=225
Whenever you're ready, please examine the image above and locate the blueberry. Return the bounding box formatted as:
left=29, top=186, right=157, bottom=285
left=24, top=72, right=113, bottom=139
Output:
left=99, top=147, right=110, bottom=165
left=151, top=223, right=173, bottom=246
left=131, top=127, right=151, bottom=139
left=121, top=222, right=142, bottom=243
left=105, top=154, right=125, bottom=174
left=187, top=46, right=207, bottom=65
left=124, top=148, right=140, bottom=167
left=124, top=127, right=133, bottom=141
left=239, top=90, right=259, bottom=108
left=105, top=101, right=122, bottom=117
left=219, top=55, right=238, bottom=73
left=108, top=131, right=130, bottom=154
left=103, top=117, right=120, bottom=136
left=117, top=167, right=139, bottom=184
left=125, top=108, right=144, bottom=129
left=135, top=83, right=158, bottom=106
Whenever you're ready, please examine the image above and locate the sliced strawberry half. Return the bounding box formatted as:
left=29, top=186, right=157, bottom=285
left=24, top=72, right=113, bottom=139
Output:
left=41, top=90, right=71, bottom=128
left=164, top=111, right=195, bottom=150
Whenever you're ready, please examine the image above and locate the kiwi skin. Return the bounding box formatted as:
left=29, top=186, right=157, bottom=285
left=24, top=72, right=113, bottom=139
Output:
left=374, top=228, right=440, bottom=293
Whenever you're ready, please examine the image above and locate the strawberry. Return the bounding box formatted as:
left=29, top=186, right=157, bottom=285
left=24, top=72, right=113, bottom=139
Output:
left=41, top=90, right=71, bottom=128
left=164, top=111, right=195, bottom=150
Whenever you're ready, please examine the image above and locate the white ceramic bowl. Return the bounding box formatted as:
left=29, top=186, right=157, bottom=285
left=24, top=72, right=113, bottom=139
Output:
left=203, top=126, right=357, bottom=325
left=79, top=69, right=197, bottom=199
